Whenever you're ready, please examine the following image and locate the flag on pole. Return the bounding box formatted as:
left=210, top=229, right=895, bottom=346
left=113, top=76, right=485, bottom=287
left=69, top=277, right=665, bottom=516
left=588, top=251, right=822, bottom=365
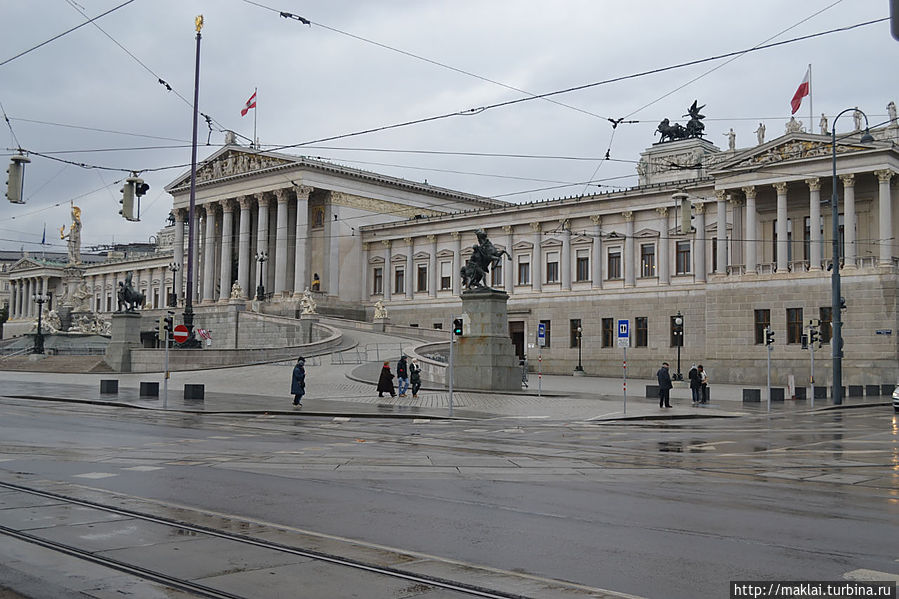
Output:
left=790, top=68, right=810, bottom=114
left=41, top=223, right=46, bottom=245
left=240, top=91, right=257, bottom=117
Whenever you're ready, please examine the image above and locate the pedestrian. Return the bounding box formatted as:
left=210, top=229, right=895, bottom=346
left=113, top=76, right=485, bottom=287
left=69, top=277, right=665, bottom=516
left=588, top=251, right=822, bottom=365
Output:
left=520, top=357, right=529, bottom=388
left=688, top=363, right=701, bottom=405
left=656, top=361, right=673, bottom=408
left=396, top=355, right=409, bottom=397
left=699, top=364, right=709, bottom=403
left=377, top=361, right=396, bottom=398
left=291, top=356, right=306, bottom=406
left=409, top=358, right=422, bottom=399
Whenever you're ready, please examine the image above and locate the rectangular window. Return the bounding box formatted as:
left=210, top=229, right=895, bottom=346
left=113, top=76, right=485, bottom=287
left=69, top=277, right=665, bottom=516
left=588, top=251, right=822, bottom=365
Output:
left=538, top=319, right=551, bottom=348
left=569, top=318, right=582, bottom=349
left=440, top=261, right=451, bottom=290
left=640, top=244, right=655, bottom=277
left=372, top=267, right=383, bottom=295
left=545, top=251, right=559, bottom=283
left=433, top=322, right=442, bottom=330
left=787, top=308, right=803, bottom=344
left=754, top=309, right=771, bottom=345
left=819, top=306, right=833, bottom=343
left=417, top=265, right=428, bottom=292
left=635, top=316, right=648, bottom=347
left=607, top=249, right=621, bottom=279
left=491, top=261, right=503, bottom=287
left=676, top=241, right=691, bottom=274
left=711, top=237, right=717, bottom=272
left=394, top=267, right=405, bottom=295
left=576, top=249, right=589, bottom=282
left=601, top=318, right=614, bottom=348
left=517, top=256, right=530, bottom=285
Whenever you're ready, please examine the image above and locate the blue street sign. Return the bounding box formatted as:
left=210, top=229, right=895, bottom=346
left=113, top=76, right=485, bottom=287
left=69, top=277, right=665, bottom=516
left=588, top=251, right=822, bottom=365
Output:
left=537, top=323, right=546, bottom=347
left=617, top=319, right=629, bottom=348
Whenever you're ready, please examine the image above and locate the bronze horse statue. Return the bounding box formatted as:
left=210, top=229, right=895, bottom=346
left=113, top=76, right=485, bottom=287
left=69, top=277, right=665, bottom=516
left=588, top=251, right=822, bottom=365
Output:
left=460, top=229, right=510, bottom=291
left=116, top=272, right=145, bottom=312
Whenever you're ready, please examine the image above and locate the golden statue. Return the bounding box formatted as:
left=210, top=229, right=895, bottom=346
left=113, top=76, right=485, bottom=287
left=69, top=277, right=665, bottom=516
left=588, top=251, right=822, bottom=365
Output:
left=60, top=204, right=82, bottom=264
left=195, top=15, right=204, bottom=32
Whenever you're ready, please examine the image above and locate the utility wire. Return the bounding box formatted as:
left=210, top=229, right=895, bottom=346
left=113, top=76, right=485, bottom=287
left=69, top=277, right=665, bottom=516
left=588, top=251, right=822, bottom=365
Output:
left=0, top=100, right=22, bottom=149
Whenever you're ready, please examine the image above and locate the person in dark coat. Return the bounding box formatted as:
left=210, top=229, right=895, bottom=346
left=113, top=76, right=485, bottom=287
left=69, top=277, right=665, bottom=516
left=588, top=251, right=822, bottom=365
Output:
left=688, top=363, right=701, bottom=405
left=656, top=361, right=673, bottom=408
left=396, top=355, right=409, bottom=397
left=377, top=361, right=396, bottom=398
left=291, top=357, right=306, bottom=406
left=409, top=359, right=422, bottom=399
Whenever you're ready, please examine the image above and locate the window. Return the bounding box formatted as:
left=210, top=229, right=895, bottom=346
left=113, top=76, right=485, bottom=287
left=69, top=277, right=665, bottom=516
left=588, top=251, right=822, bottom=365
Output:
left=819, top=307, right=833, bottom=343
left=538, top=319, right=551, bottom=348
left=754, top=309, right=771, bottom=345
left=491, top=261, right=503, bottom=287
left=394, top=267, right=404, bottom=295
left=676, top=241, right=691, bottom=274
left=635, top=316, right=648, bottom=347
left=417, top=265, right=428, bottom=292
left=433, top=322, right=442, bottom=330
left=711, top=237, right=718, bottom=272
left=440, top=261, right=452, bottom=290
left=576, top=249, right=589, bottom=282
left=601, top=318, right=614, bottom=347
left=545, top=251, right=559, bottom=283
left=372, top=267, right=383, bottom=295
left=787, top=308, right=803, bottom=344
left=607, top=249, right=622, bottom=279
left=640, top=244, right=655, bottom=277
left=570, top=318, right=582, bottom=348
left=517, top=256, right=530, bottom=285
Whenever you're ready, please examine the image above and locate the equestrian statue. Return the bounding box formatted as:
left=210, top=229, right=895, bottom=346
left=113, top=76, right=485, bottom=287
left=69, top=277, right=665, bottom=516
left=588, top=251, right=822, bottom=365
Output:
left=116, top=271, right=146, bottom=312
left=460, top=229, right=511, bottom=291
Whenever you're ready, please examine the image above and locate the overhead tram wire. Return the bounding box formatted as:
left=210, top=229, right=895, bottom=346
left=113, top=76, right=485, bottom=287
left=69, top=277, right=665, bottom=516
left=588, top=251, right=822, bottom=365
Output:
left=9, top=117, right=192, bottom=143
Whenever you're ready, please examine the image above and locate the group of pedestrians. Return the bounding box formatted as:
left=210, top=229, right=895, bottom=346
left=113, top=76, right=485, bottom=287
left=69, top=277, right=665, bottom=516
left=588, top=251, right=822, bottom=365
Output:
left=377, top=355, right=421, bottom=399
left=656, top=361, right=709, bottom=408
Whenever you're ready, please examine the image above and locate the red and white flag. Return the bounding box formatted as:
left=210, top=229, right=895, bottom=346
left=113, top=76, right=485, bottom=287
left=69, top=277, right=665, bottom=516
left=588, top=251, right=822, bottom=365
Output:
left=790, top=68, right=810, bottom=114
left=240, top=91, right=257, bottom=117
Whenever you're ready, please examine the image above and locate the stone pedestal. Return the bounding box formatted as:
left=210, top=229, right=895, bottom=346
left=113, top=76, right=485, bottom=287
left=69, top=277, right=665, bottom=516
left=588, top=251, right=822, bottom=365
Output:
left=453, top=289, right=519, bottom=391
left=104, top=312, right=142, bottom=372
left=372, top=317, right=389, bottom=332
left=299, top=314, right=318, bottom=344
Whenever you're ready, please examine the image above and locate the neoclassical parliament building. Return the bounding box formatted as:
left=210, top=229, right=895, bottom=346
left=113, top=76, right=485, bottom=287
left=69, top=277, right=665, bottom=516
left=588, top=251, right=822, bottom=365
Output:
left=4, top=116, right=899, bottom=385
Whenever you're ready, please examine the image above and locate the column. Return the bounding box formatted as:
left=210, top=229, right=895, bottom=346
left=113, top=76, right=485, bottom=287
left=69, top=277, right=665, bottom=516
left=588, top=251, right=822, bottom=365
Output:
left=202, top=204, right=217, bottom=302
left=360, top=243, right=369, bottom=298
left=232, top=197, right=250, bottom=298
left=876, top=170, right=894, bottom=265
left=716, top=190, right=727, bottom=274
left=530, top=222, right=542, bottom=292
left=503, top=225, right=514, bottom=293
left=9, top=281, right=16, bottom=319
left=451, top=232, right=461, bottom=295
left=292, top=185, right=312, bottom=296
left=729, top=196, right=744, bottom=269
left=43, top=277, right=49, bottom=306
left=840, top=174, right=856, bottom=268
left=328, top=204, right=340, bottom=297
left=774, top=182, right=789, bottom=273
left=590, top=215, right=603, bottom=289
left=274, top=189, right=289, bottom=294
left=428, top=235, right=437, bottom=298
left=694, top=203, right=707, bottom=283
left=806, top=178, right=823, bottom=270
left=405, top=237, right=414, bottom=299
left=256, top=193, right=270, bottom=294
left=218, top=199, right=234, bottom=301
left=560, top=220, right=571, bottom=290
left=173, top=208, right=185, bottom=302
left=743, top=186, right=757, bottom=273
left=382, top=240, right=392, bottom=301
left=25, top=278, right=32, bottom=318
left=623, top=211, right=635, bottom=286
left=656, top=207, right=670, bottom=285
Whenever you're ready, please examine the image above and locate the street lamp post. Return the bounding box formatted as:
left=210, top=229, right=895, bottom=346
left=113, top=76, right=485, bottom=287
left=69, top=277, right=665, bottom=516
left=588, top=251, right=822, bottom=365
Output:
left=168, top=262, right=180, bottom=307
left=32, top=293, right=48, bottom=354
left=255, top=251, right=268, bottom=301
left=574, top=325, right=584, bottom=375
left=673, top=311, right=684, bottom=380
left=830, top=109, right=874, bottom=405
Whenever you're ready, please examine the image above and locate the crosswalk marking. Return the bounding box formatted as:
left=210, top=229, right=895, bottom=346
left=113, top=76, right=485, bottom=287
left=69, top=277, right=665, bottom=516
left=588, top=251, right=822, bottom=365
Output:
left=73, top=472, right=117, bottom=479
left=844, top=568, right=899, bottom=582
left=121, top=466, right=164, bottom=472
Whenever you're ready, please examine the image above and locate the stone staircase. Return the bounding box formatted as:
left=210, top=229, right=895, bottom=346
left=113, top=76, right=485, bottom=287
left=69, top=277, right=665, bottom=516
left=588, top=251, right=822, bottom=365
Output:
left=0, top=355, right=114, bottom=373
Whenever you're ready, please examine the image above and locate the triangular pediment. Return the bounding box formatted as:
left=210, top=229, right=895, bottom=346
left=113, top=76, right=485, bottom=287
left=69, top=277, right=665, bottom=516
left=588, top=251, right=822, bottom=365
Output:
left=165, top=146, right=298, bottom=190
left=712, top=133, right=879, bottom=172
left=635, top=228, right=659, bottom=238
left=8, top=256, right=54, bottom=272
left=436, top=249, right=455, bottom=259
left=540, top=238, right=562, bottom=249
left=512, top=240, right=534, bottom=251
left=413, top=251, right=430, bottom=260
left=571, top=234, right=593, bottom=246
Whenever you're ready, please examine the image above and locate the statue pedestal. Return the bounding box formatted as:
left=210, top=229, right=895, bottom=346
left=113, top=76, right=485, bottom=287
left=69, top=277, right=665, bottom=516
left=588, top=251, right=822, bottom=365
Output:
left=372, top=317, right=389, bottom=332
left=104, top=313, right=142, bottom=372
left=453, top=289, right=519, bottom=391
left=299, top=314, right=318, bottom=344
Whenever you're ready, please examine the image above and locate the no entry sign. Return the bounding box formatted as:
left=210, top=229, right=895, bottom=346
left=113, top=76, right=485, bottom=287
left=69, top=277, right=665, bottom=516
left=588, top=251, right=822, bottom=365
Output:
left=172, top=324, right=189, bottom=344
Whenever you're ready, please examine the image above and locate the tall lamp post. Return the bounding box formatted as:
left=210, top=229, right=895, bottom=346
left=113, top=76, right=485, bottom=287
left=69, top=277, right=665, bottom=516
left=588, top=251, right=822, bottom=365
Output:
left=168, top=262, right=180, bottom=307
left=830, top=109, right=874, bottom=405
left=574, top=325, right=584, bottom=375
left=32, top=293, right=49, bottom=354
left=255, top=251, right=268, bottom=301
left=673, top=311, right=684, bottom=380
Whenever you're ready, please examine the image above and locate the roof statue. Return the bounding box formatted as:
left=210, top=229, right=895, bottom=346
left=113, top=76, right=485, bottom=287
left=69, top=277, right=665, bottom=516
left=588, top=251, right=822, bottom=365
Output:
left=655, top=100, right=707, bottom=143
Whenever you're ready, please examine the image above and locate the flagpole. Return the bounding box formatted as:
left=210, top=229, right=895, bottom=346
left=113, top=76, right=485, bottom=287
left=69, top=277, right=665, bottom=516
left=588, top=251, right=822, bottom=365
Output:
left=253, top=86, right=257, bottom=148
left=808, top=64, right=813, bottom=133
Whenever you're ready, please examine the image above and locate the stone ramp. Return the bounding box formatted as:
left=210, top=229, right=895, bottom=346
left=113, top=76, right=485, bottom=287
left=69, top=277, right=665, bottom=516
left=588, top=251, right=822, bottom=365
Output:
left=0, top=355, right=113, bottom=373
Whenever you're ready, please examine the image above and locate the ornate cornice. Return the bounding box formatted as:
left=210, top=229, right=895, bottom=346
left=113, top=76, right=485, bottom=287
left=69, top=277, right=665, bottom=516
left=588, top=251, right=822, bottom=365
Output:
left=330, top=190, right=442, bottom=219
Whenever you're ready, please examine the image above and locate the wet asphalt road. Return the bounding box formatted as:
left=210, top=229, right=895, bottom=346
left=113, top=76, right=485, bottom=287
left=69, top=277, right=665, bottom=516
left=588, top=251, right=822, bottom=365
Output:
left=0, top=397, right=897, bottom=598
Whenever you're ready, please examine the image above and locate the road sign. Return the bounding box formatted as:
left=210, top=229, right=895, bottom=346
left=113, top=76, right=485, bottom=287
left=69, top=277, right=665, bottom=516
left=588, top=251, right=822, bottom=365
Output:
left=537, top=323, right=546, bottom=347
left=172, top=324, right=189, bottom=344
left=617, top=319, right=629, bottom=348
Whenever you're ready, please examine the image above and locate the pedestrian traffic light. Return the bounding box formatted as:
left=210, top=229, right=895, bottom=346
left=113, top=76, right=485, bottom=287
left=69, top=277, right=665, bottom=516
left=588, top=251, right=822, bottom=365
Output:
left=765, top=327, right=774, bottom=346
left=6, top=154, right=30, bottom=204
left=452, top=318, right=463, bottom=336
left=164, top=311, right=174, bottom=334
left=119, top=177, right=137, bottom=221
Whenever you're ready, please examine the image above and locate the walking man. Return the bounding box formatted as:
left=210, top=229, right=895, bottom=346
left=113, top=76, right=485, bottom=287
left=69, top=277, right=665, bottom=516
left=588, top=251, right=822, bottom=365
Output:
left=291, top=356, right=306, bottom=406
left=409, top=359, right=422, bottom=399
left=657, top=361, right=673, bottom=408
left=396, top=355, right=409, bottom=397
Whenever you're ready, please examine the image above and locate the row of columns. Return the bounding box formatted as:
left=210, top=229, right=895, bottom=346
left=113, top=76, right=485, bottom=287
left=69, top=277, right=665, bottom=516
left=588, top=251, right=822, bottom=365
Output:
left=8, top=276, right=49, bottom=319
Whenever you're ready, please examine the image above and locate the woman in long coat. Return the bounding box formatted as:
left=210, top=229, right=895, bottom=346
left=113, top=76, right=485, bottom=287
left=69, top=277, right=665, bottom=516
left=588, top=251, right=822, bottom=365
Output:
left=291, top=357, right=306, bottom=406
left=377, top=361, right=396, bottom=398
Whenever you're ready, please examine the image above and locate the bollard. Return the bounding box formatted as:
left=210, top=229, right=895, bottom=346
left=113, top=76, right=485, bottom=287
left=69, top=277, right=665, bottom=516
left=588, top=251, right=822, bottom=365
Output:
left=139, top=382, right=160, bottom=397
left=770, top=388, right=785, bottom=402
left=184, top=384, right=205, bottom=400
left=742, top=389, right=761, bottom=402
left=100, top=379, right=118, bottom=394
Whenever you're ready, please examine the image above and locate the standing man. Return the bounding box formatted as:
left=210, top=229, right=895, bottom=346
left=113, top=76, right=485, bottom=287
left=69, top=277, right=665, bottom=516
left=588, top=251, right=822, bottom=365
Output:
left=688, top=363, right=701, bottom=405
left=657, top=361, right=673, bottom=408
left=291, top=357, right=306, bottom=407
left=396, top=355, right=409, bottom=397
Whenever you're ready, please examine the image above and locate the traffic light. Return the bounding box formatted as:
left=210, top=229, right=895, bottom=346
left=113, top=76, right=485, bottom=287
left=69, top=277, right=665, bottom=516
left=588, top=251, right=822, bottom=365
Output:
left=839, top=296, right=847, bottom=311
left=158, top=316, right=166, bottom=340
left=452, top=318, right=463, bottom=336
left=120, top=177, right=136, bottom=220
left=765, top=327, right=774, bottom=346
left=6, top=154, right=30, bottom=204
left=809, top=327, right=820, bottom=348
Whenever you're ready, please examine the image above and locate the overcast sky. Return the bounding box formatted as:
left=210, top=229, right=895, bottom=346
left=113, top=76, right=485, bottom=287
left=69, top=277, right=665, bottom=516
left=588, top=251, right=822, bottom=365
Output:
left=0, top=0, right=895, bottom=253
